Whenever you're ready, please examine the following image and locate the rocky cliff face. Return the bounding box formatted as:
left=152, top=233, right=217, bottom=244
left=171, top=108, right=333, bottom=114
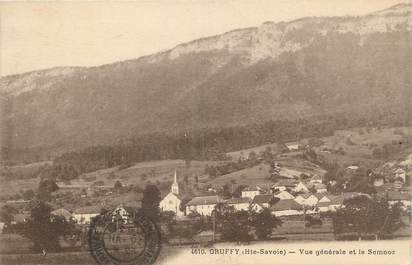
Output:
left=150, top=3, right=411, bottom=63
left=1, top=4, right=411, bottom=155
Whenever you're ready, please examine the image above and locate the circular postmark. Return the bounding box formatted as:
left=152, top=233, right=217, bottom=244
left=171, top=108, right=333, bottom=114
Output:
left=88, top=211, right=161, bottom=265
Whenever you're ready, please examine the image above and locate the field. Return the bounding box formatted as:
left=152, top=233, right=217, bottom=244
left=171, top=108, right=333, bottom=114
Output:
left=0, top=159, right=222, bottom=199
left=77, top=159, right=220, bottom=188
left=226, top=143, right=282, bottom=160
left=203, top=157, right=326, bottom=189
left=313, top=127, right=412, bottom=166
left=0, top=178, right=41, bottom=200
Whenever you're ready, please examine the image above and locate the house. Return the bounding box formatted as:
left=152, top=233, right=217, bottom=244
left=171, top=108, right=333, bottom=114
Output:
left=51, top=208, right=72, bottom=221
left=310, top=175, right=322, bottom=184
left=394, top=168, right=406, bottom=183
left=373, top=175, right=385, bottom=187
left=347, top=165, right=359, bottom=171
left=111, top=205, right=138, bottom=223
left=273, top=180, right=297, bottom=192
left=274, top=190, right=295, bottom=200
left=73, top=206, right=101, bottom=224
left=241, top=187, right=261, bottom=199
left=393, top=177, right=404, bottom=189
left=317, top=194, right=332, bottom=203
left=386, top=191, right=410, bottom=209
left=186, top=196, right=222, bottom=216
left=159, top=170, right=185, bottom=217
left=317, top=201, right=332, bottom=212
left=225, top=197, right=251, bottom=211
left=271, top=199, right=303, bottom=217
left=284, top=142, right=301, bottom=151
left=316, top=194, right=343, bottom=212
left=314, top=183, right=327, bottom=193
left=250, top=194, right=276, bottom=212
left=293, top=181, right=310, bottom=193
left=294, top=193, right=318, bottom=206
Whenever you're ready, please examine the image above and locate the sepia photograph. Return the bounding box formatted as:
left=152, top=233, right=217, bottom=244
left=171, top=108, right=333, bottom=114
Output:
left=0, top=1, right=411, bottom=265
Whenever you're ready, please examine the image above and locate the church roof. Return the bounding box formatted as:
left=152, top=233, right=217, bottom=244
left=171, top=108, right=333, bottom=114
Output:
left=162, top=191, right=182, bottom=200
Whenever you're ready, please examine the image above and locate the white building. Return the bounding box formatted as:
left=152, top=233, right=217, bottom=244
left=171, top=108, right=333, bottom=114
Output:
left=285, top=142, right=301, bottom=151
left=314, top=183, right=327, bottom=193
left=73, top=206, right=101, bottom=224
left=373, top=175, right=385, bottom=187
left=112, top=205, right=138, bottom=223
left=186, top=196, right=222, bottom=216
left=293, top=182, right=310, bottom=193
left=159, top=170, right=185, bottom=217
left=317, top=195, right=344, bottom=212
left=241, top=187, right=261, bottom=199
left=387, top=191, right=411, bottom=209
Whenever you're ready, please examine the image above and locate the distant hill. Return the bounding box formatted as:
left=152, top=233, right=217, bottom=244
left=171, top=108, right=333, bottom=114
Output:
left=1, top=3, right=411, bottom=158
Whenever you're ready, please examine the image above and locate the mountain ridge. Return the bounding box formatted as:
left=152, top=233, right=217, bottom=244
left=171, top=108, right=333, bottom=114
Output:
left=1, top=3, right=411, bottom=158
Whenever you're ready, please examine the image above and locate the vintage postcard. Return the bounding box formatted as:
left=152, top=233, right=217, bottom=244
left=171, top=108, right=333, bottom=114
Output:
left=0, top=1, right=411, bottom=265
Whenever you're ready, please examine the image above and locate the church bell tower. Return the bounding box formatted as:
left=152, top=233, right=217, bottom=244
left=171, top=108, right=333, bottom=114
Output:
left=171, top=169, right=179, bottom=195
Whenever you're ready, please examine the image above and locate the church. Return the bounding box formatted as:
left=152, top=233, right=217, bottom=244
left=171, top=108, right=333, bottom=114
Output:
left=159, top=170, right=185, bottom=217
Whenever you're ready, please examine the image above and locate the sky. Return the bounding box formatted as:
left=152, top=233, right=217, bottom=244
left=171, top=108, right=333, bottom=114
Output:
left=0, top=0, right=407, bottom=76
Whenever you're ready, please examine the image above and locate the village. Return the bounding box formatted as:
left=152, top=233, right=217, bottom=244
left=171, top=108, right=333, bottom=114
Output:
left=2, top=136, right=411, bottom=249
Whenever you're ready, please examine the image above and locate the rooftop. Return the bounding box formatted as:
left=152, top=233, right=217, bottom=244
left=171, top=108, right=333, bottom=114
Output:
left=51, top=208, right=72, bottom=220
left=186, top=196, right=222, bottom=206
left=297, top=193, right=316, bottom=199
left=225, top=197, right=251, bottom=204
left=252, top=194, right=275, bottom=204
left=271, top=199, right=302, bottom=211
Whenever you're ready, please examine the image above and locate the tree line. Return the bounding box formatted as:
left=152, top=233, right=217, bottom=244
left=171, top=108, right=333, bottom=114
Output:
left=38, top=115, right=363, bottom=181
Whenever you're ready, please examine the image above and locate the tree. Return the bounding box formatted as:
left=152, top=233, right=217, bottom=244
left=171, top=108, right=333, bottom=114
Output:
left=183, top=175, right=189, bottom=185
left=220, top=184, right=232, bottom=199
left=219, top=209, right=252, bottom=244
left=0, top=204, right=18, bottom=226
left=22, top=189, right=35, bottom=200
left=333, top=196, right=402, bottom=240
left=160, top=211, right=176, bottom=241
left=232, top=185, right=247, bottom=198
left=14, top=201, right=75, bottom=252
left=37, top=179, right=59, bottom=201
left=114, top=180, right=122, bottom=193
left=141, top=185, right=161, bottom=222
left=251, top=208, right=282, bottom=240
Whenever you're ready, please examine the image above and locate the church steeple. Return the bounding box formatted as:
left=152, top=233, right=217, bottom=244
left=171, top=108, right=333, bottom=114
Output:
left=171, top=169, right=179, bottom=195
